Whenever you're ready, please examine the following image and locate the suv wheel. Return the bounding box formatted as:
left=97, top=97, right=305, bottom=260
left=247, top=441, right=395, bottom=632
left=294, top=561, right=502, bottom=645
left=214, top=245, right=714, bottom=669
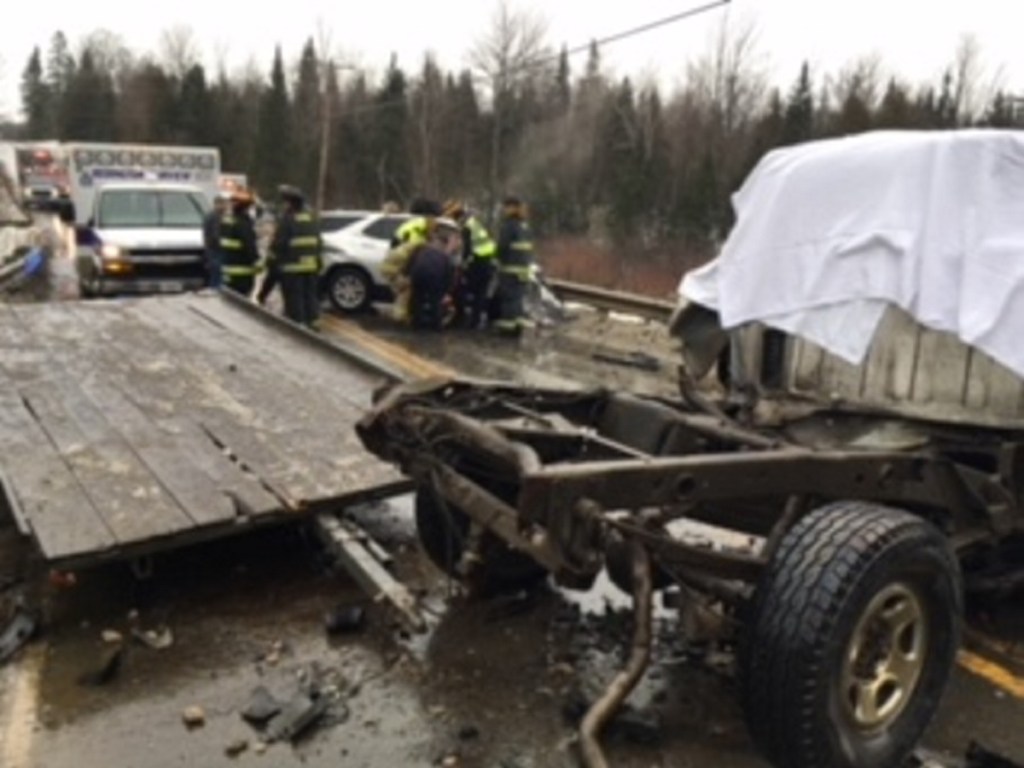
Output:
left=325, top=266, right=372, bottom=314
left=740, top=501, right=961, bottom=768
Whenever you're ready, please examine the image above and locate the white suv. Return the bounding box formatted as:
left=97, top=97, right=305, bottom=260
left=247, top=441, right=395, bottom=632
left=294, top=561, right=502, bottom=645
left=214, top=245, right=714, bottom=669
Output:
left=319, top=209, right=411, bottom=313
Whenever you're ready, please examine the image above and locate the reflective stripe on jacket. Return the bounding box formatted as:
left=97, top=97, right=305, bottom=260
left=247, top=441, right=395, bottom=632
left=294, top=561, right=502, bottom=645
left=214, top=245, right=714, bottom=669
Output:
left=466, top=216, right=496, bottom=260
left=220, top=212, right=260, bottom=273
left=272, top=209, right=322, bottom=273
left=497, top=217, right=534, bottom=271
left=396, top=217, right=430, bottom=247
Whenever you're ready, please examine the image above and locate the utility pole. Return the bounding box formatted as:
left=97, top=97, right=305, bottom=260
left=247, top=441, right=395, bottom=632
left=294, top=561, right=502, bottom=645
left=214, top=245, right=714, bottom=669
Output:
left=317, top=60, right=353, bottom=212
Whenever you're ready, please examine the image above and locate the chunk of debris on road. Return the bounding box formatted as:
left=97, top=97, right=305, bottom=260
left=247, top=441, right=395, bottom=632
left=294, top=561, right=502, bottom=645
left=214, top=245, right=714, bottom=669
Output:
left=101, top=629, right=124, bottom=644
left=440, top=755, right=461, bottom=767
left=324, top=603, right=366, bottom=635
left=253, top=741, right=267, bottom=755
left=241, top=685, right=283, bottom=726
left=224, top=739, right=248, bottom=758
left=131, top=625, right=174, bottom=650
left=591, top=349, right=662, bottom=372
left=182, top=706, right=206, bottom=729
left=264, top=692, right=329, bottom=743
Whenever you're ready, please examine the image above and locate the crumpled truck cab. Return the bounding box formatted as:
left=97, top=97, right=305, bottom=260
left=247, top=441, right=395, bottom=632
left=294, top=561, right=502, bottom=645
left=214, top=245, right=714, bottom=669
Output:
left=673, top=129, right=1024, bottom=432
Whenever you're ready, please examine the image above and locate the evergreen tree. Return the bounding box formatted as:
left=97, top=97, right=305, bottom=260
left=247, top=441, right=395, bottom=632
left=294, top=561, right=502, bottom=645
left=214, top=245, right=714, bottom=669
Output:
left=371, top=56, right=411, bottom=204
left=256, top=46, right=292, bottom=193
left=176, top=63, right=211, bottom=144
left=61, top=49, right=116, bottom=140
left=603, top=78, right=644, bottom=240
left=782, top=62, right=814, bottom=144
left=292, top=39, right=322, bottom=198
left=20, top=47, right=51, bottom=138
left=983, top=91, right=1018, bottom=128
left=546, top=45, right=570, bottom=115
left=45, top=31, right=75, bottom=138
left=875, top=78, right=913, bottom=128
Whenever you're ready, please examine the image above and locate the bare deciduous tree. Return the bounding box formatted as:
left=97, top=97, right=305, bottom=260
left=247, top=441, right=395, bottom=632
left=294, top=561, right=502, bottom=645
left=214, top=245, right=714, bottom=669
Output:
left=80, top=30, right=134, bottom=88
left=948, top=33, right=1004, bottom=124
left=686, top=17, right=767, bottom=139
left=159, top=25, right=200, bottom=81
left=469, top=0, right=549, bottom=207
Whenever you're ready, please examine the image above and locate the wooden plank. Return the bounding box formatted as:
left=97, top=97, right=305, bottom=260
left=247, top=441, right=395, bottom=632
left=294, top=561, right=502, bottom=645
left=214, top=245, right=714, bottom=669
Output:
left=18, top=373, right=195, bottom=545
left=53, top=302, right=284, bottom=522
left=60, top=301, right=324, bottom=508
left=0, top=370, right=117, bottom=559
left=136, top=298, right=395, bottom=498
left=6, top=303, right=205, bottom=543
left=183, top=293, right=387, bottom=410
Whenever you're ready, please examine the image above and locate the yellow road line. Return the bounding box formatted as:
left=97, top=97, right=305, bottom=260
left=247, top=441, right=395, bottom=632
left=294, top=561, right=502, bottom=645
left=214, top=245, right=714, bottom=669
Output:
left=958, top=649, right=1024, bottom=699
left=1, top=644, right=44, bottom=768
left=321, top=315, right=456, bottom=380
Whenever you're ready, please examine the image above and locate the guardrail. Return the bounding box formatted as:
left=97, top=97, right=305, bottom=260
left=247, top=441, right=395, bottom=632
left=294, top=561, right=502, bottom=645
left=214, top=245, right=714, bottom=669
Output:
left=545, top=277, right=675, bottom=322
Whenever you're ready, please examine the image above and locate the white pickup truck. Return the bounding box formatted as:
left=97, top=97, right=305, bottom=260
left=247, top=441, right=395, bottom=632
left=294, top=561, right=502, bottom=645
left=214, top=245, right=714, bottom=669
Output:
left=67, top=143, right=219, bottom=297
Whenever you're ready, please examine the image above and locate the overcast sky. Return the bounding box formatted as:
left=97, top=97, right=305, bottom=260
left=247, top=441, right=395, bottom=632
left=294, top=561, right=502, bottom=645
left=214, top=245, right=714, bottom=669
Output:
left=2, top=0, right=1022, bottom=121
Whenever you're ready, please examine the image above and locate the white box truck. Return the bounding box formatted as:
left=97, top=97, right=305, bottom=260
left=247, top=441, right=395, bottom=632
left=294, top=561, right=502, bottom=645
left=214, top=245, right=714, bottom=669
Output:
left=67, top=143, right=221, bottom=297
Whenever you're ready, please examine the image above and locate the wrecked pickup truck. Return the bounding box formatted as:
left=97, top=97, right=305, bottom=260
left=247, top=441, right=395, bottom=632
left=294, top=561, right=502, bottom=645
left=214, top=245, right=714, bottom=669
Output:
left=357, top=129, right=1024, bottom=768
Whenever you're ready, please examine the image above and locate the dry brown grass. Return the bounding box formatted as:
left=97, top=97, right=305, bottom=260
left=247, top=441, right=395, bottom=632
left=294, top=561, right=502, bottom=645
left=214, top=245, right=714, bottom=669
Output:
left=538, top=237, right=714, bottom=300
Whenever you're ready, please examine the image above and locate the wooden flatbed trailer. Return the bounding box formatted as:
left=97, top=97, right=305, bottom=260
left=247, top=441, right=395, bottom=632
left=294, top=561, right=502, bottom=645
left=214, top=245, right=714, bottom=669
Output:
left=0, top=290, right=411, bottom=571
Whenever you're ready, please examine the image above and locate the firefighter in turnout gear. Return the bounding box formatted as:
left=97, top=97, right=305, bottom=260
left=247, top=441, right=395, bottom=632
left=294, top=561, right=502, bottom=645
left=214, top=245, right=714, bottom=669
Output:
left=219, top=190, right=260, bottom=297
left=382, top=198, right=442, bottom=323
left=408, top=216, right=460, bottom=331
left=444, top=199, right=497, bottom=329
left=494, top=196, right=535, bottom=336
left=271, top=185, right=322, bottom=329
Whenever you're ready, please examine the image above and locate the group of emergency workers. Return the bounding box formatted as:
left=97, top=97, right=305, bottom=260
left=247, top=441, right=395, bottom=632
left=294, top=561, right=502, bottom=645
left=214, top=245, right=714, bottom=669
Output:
left=203, top=184, right=323, bottom=329
left=203, top=183, right=535, bottom=336
left=383, top=195, right=536, bottom=335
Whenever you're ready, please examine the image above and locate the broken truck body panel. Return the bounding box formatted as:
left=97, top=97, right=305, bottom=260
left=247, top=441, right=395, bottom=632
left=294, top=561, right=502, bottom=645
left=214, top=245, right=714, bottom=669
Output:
left=357, top=131, right=1024, bottom=768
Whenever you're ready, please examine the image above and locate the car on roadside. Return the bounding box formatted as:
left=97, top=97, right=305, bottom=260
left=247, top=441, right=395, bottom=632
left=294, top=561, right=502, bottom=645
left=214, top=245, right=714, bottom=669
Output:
left=318, top=209, right=412, bottom=314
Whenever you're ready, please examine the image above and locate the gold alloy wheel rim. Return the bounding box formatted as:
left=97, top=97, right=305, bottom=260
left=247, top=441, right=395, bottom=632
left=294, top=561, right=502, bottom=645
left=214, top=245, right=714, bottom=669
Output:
left=840, top=582, right=927, bottom=731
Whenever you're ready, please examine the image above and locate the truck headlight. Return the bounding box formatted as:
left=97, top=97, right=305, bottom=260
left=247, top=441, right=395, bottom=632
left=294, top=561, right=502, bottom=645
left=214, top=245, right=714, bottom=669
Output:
left=99, top=244, right=124, bottom=260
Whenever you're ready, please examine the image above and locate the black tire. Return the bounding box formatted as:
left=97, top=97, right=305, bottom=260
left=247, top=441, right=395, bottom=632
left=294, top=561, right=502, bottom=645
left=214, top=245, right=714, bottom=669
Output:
left=325, top=265, right=372, bottom=314
left=740, top=501, right=962, bottom=768
left=414, top=477, right=548, bottom=595
left=78, top=280, right=96, bottom=299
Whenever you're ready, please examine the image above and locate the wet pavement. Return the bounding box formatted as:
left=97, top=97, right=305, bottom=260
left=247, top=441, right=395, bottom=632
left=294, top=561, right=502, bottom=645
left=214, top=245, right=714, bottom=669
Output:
left=1, top=290, right=1023, bottom=767
left=2, top=492, right=1023, bottom=768
left=331, top=301, right=683, bottom=398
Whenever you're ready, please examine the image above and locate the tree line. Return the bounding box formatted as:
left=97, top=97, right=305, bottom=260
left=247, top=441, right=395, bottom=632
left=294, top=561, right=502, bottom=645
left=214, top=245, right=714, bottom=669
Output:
left=11, top=10, right=1024, bottom=258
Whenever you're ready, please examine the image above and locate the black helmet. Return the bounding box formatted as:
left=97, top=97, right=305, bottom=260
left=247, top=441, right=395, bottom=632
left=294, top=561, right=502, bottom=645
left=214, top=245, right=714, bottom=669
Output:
left=409, top=197, right=442, bottom=216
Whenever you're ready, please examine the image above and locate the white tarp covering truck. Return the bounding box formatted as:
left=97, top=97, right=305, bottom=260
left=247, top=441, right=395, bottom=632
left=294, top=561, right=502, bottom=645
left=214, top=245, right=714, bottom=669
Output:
left=67, top=142, right=220, bottom=297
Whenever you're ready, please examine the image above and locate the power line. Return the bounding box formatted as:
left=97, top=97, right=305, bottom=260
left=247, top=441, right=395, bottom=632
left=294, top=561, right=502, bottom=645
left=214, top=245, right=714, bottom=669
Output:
left=342, top=0, right=732, bottom=118
left=542, top=0, right=732, bottom=67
